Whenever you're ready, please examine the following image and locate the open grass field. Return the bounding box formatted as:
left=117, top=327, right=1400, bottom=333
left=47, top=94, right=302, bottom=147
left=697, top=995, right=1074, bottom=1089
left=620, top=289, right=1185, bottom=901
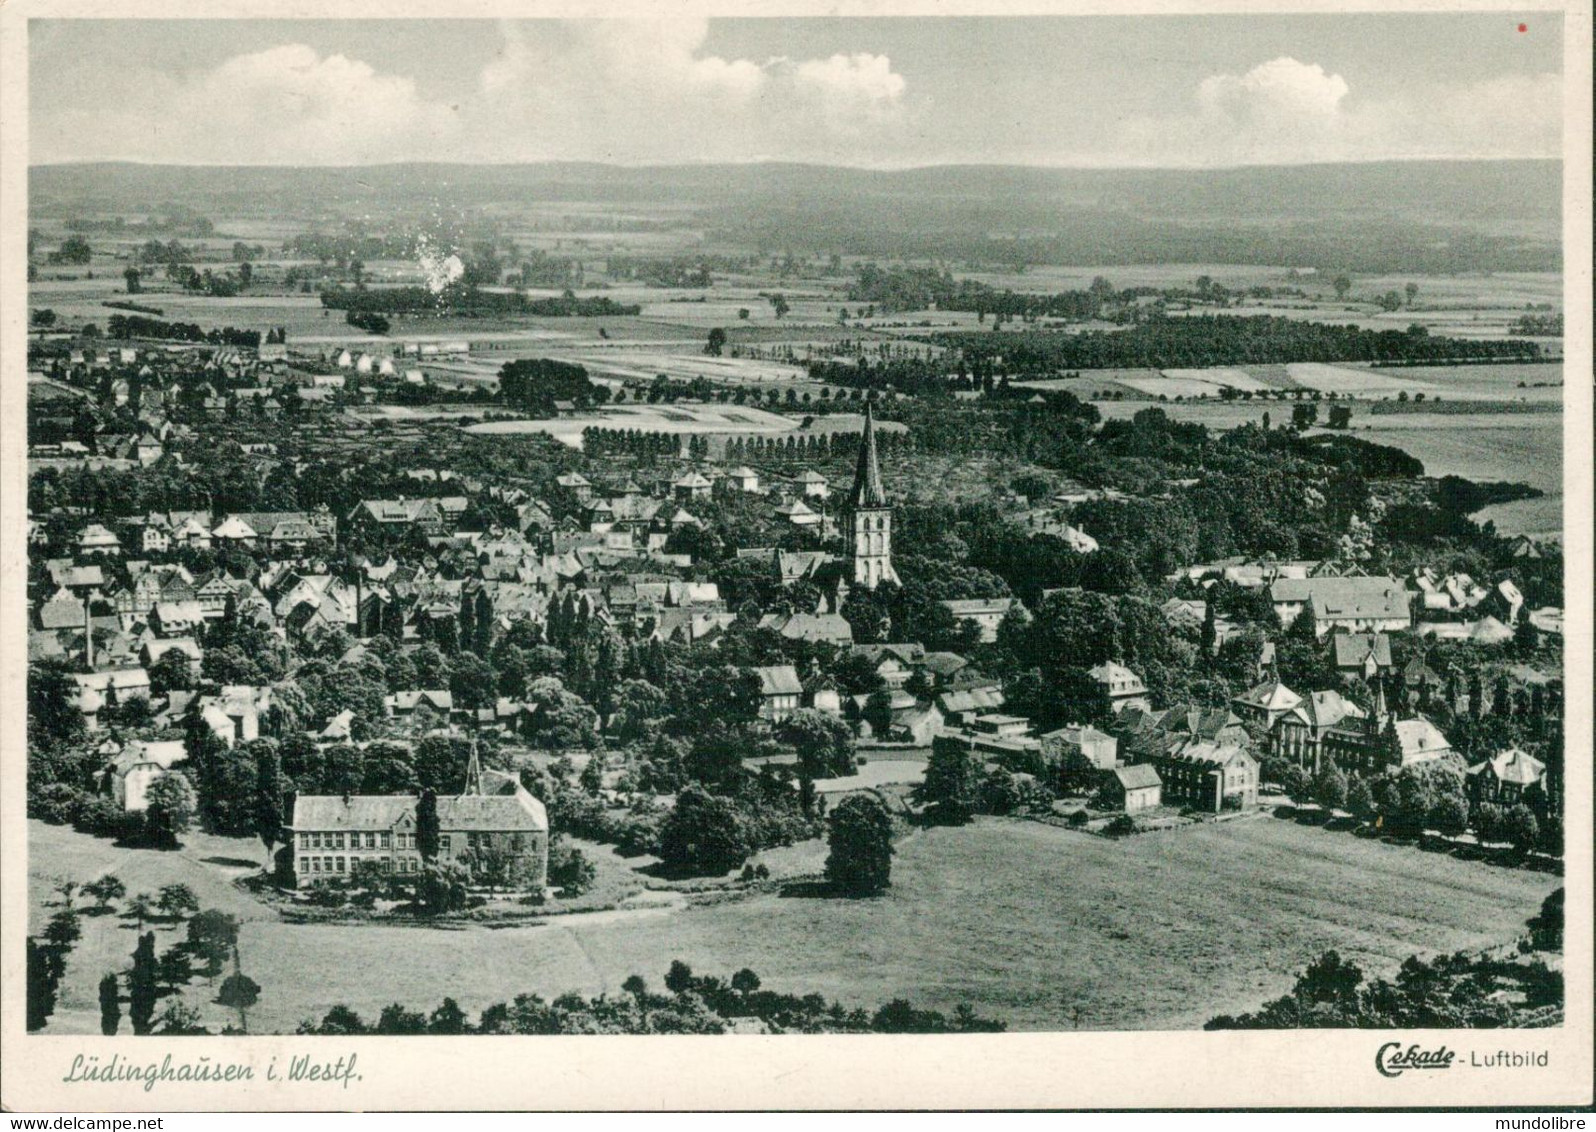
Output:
left=28, top=815, right=1557, bottom=1035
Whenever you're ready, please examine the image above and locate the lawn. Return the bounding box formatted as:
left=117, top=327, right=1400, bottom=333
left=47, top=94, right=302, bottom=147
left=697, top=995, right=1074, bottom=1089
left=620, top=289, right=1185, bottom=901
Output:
left=28, top=815, right=1558, bottom=1035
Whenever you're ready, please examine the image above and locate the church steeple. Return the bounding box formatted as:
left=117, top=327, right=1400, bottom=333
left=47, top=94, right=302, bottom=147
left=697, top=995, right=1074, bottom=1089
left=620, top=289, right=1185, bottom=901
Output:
left=844, top=403, right=898, bottom=588
left=462, top=730, right=485, bottom=796
left=849, top=402, right=888, bottom=509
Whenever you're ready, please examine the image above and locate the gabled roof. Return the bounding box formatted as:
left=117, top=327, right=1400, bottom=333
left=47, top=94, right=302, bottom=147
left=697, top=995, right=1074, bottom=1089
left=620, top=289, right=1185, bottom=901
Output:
left=1113, top=764, right=1162, bottom=790
left=1393, top=718, right=1451, bottom=761
left=1467, top=748, right=1544, bottom=787
left=752, top=665, right=803, bottom=697
left=1331, top=632, right=1392, bottom=668
left=1286, top=690, right=1366, bottom=731
left=1234, top=678, right=1301, bottom=712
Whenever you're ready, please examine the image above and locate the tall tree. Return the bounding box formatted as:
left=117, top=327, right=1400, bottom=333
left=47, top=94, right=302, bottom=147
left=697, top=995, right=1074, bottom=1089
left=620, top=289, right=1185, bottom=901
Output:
left=825, top=793, right=895, bottom=896
left=128, top=932, right=159, bottom=1035
left=416, top=790, right=441, bottom=862
left=98, top=971, right=122, bottom=1036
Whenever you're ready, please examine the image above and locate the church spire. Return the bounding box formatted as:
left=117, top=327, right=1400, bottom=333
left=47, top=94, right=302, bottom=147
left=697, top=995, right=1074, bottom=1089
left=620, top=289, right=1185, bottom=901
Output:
left=462, top=730, right=484, bottom=796
left=849, top=402, right=887, bottom=509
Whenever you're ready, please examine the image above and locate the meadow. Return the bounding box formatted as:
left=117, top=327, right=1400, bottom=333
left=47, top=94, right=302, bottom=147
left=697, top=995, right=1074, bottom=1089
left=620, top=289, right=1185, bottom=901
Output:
left=29, top=815, right=1557, bottom=1035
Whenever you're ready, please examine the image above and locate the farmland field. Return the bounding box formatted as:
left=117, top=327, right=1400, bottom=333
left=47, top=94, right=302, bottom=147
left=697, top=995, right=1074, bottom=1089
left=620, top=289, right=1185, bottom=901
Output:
left=29, top=816, right=1557, bottom=1035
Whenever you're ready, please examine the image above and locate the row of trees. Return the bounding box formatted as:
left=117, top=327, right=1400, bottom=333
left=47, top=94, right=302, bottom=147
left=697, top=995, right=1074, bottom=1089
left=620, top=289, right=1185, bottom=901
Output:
left=294, top=959, right=1003, bottom=1035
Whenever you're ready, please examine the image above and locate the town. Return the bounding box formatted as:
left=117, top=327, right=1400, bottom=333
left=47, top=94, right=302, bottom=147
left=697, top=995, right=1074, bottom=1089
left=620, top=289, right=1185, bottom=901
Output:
left=24, top=158, right=1566, bottom=1038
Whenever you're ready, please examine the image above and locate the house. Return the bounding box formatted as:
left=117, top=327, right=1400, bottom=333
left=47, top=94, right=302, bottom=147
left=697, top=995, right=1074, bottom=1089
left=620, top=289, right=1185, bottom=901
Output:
left=1088, top=663, right=1151, bottom=714
left=140, top=519, right=171, bottom=554
left=795, top=470, right=829, bottom=500
left=1231, top=678, right=1303, bottom=729
left=757, top=611, right=854, bottom=648
left=849, top=643, right=926, bottom=689
left=671, top=472, right=713, bottom=502
left=210, top=515, right=258, bottom=548
left=386, top=689, right=455, bottom=721
left=936, top=686, right=1005, bottom=726
left=1041, top=723, right=1119, bottom=772
left=1153, top=742, right=1259, bottom=812
left=134, top=434, right=164, bottom=466
left=141, top=637, right=202, bottom=674
left=940, top=597, right=1025, bottom=644
left=753, top=665, right=803, bottom=722
left=555, top=473, right=594, bottom=505
left=36, top=588, right=88, bottom=632
left=1466, top=749, right=1546, bottom=807
left=197, top=686, right=270, bottom=746
left=77, top=523, right=122, bottom=557
left=347, top=498, right=446, bottom=538
left=150, top=600, right=206, bottom=638
left=72, top=669, right=152, bottom=728
left=1331, top=632, right=1392, bottom=680
left=1270, top=576, right=1412, bottom=637
left=1104, top=764, right=1162, bottom=813
left=773, top=498, right=823, bottom=529
left=289, top=774, right=548, bottom=890
left=105, top=740, right=188, bottom=811
left=721, top=466, right=760, bottom=494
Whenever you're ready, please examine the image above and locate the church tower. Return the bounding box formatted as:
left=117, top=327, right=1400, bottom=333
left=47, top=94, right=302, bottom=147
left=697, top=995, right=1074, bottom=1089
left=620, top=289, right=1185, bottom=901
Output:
left=845, top=403, right=898, bottom=588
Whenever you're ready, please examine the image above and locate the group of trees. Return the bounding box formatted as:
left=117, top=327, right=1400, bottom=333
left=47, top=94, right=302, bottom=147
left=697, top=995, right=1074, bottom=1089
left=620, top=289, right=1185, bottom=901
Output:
left=1207, top=890, right=1563, bottom=1029
left=104, top=314, right=260, bottom=349
left=928, top=315, right=1541, bottom=377
left=498, top=358, right=610, bottom=417
left=320, top=286, right=640, bottom=319
left=295, top=960, right=1003, bottom=1035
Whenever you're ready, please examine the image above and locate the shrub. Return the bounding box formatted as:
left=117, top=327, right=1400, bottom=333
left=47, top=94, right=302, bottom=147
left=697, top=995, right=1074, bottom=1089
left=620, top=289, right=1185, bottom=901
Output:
left=1067, top=809, right=1089, bottom=827
left=1105, top=814, right=1139, bottom=838
left=31, top=783, right=85, bottom=825
left=304, top=882, right=349, bottom=909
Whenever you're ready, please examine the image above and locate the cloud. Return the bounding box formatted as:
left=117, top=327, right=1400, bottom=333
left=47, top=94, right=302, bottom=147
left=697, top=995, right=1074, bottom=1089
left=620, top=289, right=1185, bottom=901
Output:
left=465, top=20, right=908, bottom=163
left=1118, top=56, right=1560, bottom=166
left=33, top=21, right=910, bottom=166
left=36, top=43, right=458, bottom=165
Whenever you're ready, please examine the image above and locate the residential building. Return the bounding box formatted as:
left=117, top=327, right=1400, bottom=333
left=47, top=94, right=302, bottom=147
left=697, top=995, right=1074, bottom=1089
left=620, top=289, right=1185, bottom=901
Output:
left=1270, top=576, right=1412, bottom=637
left=1466, top=748, right=1546, bottom=806
left=940, top=597, right=1024, bottom=644
left=104, top=740, right=188, bottom=811
left=1104, top=764, right=1162, bottom=813
left=753, top=665, right=803, bottom=722
left=1089, top=662, right=1151, bottom=714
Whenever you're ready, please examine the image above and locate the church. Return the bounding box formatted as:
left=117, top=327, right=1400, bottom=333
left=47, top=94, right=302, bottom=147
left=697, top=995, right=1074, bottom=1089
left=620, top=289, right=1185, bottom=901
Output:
left=844, top=403, right=899, bottom=588
left=766, top=403, right=899, bottom=612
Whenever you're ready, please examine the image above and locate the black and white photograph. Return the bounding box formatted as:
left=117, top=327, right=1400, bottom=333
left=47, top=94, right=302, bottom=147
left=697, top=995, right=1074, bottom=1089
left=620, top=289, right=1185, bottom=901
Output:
left=2, top=1, right=1590, bottom=1113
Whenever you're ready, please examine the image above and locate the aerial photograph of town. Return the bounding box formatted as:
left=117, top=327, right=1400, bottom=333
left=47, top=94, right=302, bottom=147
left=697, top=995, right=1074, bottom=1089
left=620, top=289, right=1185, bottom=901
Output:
left=21, top=14, right=1569, bottom=1042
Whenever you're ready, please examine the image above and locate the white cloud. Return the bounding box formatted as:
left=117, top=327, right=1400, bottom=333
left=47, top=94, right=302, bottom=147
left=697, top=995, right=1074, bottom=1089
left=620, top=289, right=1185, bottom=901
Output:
left=37, top=43, right=458, bottom=165
left=465, top=20, right=907, bottom=163
left=1118, top=56, right=1560, bottom=166
left=34, top=22, right=909, bottom=166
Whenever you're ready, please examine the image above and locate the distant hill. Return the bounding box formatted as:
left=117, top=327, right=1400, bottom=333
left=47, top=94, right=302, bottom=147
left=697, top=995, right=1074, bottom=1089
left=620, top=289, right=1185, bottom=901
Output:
left=29, top=159, right=1561, bottom=273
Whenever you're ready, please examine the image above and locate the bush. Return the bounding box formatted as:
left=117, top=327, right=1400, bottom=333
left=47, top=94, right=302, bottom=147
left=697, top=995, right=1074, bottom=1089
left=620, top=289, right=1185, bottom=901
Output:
left=549, top=844, right=597, bottom=898
left=72, top=795, right=138, bottom=841
left=1105, top=814, right=1139, bottom=838
left=304, top=882, right=349, bottom=909
left=1067, top=809, right=1089, bottom=827
left=30, top=783, right=86, bottom=825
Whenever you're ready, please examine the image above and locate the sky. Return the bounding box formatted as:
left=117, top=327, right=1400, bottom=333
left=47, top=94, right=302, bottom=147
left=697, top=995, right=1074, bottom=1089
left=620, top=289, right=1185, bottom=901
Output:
left=29, top=15, right=1565, bottom=168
